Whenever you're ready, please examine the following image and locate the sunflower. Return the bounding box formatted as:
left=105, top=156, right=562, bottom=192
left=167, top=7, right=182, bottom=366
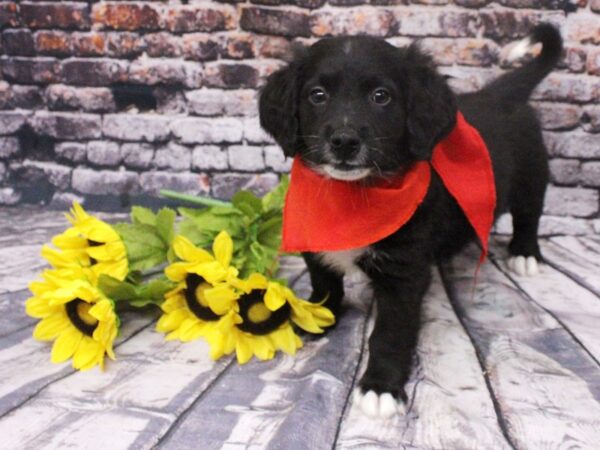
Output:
left=205, top=273, right=336, bottom=364
left=25, top=270, right=119, bottom=371
left=42, top=202, right=128, bottom=282
left=156, top=231, right=241, bottom=342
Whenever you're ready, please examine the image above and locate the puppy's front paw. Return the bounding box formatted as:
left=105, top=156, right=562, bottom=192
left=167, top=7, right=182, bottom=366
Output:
left=354, top=389, right=406, bottom=419
left=507, top=255, right=539, bottom=277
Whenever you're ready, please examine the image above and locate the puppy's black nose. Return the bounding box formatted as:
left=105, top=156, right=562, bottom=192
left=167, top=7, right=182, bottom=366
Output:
left=329, top=129, right=361, bottom=159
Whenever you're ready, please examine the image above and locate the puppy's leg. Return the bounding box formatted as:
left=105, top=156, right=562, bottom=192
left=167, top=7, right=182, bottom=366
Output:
left=303, top=252, right=344, bottom=315
left=507, top=151, right=548, bottom=277
left=357, top=262, right=431, bottom=419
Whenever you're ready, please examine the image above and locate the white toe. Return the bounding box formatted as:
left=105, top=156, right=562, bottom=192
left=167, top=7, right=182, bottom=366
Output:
left=526, top=256, right=539, bottom=276
left=508, top=255, right=540, bottom=277
left=378, top=393, right=398, bottom=418
left=360, top=390, right=380, bottom=417
left=357, top=390, right=403, bottom=419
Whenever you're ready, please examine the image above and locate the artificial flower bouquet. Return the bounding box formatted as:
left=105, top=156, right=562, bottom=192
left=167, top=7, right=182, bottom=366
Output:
left=25, top=178, right=335, bottom=371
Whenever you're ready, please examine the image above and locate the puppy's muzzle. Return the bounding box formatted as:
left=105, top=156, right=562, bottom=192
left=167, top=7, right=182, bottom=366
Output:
left=329, top=128, right=361, bottom=161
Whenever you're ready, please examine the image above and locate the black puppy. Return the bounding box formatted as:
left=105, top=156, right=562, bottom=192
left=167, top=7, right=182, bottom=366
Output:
left=259, top=25, right=562, bottom=418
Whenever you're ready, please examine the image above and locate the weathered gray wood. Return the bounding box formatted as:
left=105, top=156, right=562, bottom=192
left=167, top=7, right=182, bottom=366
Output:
left=540, top=239, right=600, bottom=297
left=490, top=240, right=600, bottom=362
left=0, top=326, right=233, bottom=450
left=155, top=272, right=372, bottom=450
left=336, top=269, right=511, bottom=450
left=549, top=236, right=600, bottom=269
left=0, top=290, right=36, bottom=337
left=0, top=312, right=155, bottom=419
left=441, top=244, right=600, bottom=449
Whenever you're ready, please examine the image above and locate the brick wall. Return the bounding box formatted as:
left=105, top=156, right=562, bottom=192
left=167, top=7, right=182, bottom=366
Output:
left=0, top=0, right=598, bottom=234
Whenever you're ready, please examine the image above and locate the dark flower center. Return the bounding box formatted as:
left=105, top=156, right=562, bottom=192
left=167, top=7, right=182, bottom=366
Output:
left=65, top=299, right=98, bottom=336
left=87, top=239, right=102, bottom=265
left=184, top=274, right=220, bottom=321
left=236, top=290, right=290, bottom=335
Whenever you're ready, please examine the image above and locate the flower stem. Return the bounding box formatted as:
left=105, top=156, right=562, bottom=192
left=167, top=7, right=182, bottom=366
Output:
left=159, top=190, right=232, bottom=207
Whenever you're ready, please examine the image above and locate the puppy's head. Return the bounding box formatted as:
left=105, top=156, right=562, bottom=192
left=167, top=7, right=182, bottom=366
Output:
left=259, top=37, right=457, bottom=181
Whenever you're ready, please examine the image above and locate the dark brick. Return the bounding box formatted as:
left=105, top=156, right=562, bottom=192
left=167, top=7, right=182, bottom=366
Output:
left=61, top=59, right=128, bottom=86
left=481, top=10, right=562, bottom=41
left=292, top=0, right=327, bottom=7
left=532, top=74, right=596, bottom=103
left=0, top=3, right=19, bottom=28
left=588, top=47, right=600, bottom=75
left=254, top=35, right=292, bottom=59
left=533, top=102, right=581, bottom=130
left=393, top=9, right=477, bottom=37
left=329, top=0, right=367, bottom=5
left=454, top=0, right=491, bottom=5
left=592, top=0, right=600, bottom=11
left=92, top=3, right=160, bottom=31
left=106, top=32, right=144, bottom=58
left=211, top=172, right=278, bottom=200
left=181, top=33, right=220, bottom=61
left=9, top=85, right=44, bottom=109
left=581, top=106, right=600, bottom=133
left=0, top=111, right=29, bottom=134
left=163, top=5, right=234, bottom=33
left=34, top=31, right=72, bottom=56
left=222, top=34, right=255, bottom=59
left=46, top=85, right=115, bottom=112
left=1, top=57, right=60, bottom=84
left=241, top=7, right=310, bottom=38
left=250, top=0, right=283, bottom=5
left=2, top=29, right=34, bottom=56
left=129, top=59, right=190, bottom=86
left=72, top=32, right=106, bottom=56
left=145, top=32, right=182, bottom=58
left=498, top=0, right=579, bottom=7
left=313, top=8, right=396, bottom=37
left=20, top=2, right=90, bottom=30
left=558, top=46, right=587, bottom=73
left=0, top=136, right=19, bottom=157
left=204, top=62, right=259, bottom=89
left=30, top=111, right=101, bottom=139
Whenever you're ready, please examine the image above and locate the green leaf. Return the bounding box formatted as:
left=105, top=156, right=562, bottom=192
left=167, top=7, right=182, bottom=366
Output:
left=232, top=191, right=263, bottom=217
left=114, top=223, right=169, bottom=272
left=262, top=175, right=289, bottom=212
left=98, top=274, right=174, bottom=308
left=98, top=274, right=138, bottom=301
left=131, top=206, right=157, bottom=226
left=257, top=216, right=282, bottom=250
left=156, top=207, right=176, bottom=245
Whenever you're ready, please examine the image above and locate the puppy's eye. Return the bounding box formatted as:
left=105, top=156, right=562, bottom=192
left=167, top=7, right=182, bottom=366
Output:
left=309, top=87, right=328, bottom=105
left=371, top=88, right=391, bottom=105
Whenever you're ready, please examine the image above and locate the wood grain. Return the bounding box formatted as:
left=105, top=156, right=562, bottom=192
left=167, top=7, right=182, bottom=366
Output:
left=441, top=244, right=600, bottom=449
left=336, top=269, right=511, bottom=450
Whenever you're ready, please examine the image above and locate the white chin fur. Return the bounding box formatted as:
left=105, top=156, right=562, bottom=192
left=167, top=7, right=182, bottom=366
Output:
left=322, top=165, right=371, bottom=181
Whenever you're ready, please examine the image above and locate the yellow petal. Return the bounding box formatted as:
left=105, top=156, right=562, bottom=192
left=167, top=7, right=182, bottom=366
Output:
left=72, top=337, right=103, bottom=370
left=156, top=309, right=189, bottom=333
left=51, top=328, right=83, bottom=363
left=173, top=235, right=214, bottom=263
left=33, top=313, right=70, bottom=340
left=270, top=325, right=300, bottom=355
left=204, top=284, right=239, bottom=315
left=235, top=334, right=253, bottom=364
left=264, top=283, right=286, bottom=311
left=212, top=231, right=233, bottom=268
left=253, top=336, right=276, bottom=361
left=25, top=296, right=56, bottom=318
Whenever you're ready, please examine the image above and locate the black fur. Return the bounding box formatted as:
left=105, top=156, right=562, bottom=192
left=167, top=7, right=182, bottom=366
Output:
left=259, top=24, right=562, bottom=402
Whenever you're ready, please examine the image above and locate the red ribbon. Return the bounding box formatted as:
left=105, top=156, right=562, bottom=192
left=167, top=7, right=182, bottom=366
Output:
left=282, top=112, right=496, bottom=261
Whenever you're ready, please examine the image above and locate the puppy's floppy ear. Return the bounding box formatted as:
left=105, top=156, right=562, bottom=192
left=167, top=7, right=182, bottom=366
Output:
left=403, top=44, right=457, bottom=160
left=259, top=59, right=302, bottom=158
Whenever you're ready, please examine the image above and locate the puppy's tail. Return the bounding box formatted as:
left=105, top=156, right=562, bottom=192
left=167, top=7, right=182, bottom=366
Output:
left=483, top=24, right=563, bottom=103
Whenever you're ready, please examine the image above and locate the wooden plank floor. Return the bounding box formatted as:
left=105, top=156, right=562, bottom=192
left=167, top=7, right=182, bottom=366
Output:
left=1, top=206, right=599, bottom=450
